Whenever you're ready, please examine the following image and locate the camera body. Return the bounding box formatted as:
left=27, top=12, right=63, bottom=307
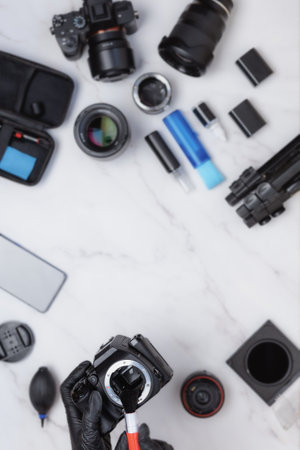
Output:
left=72, top=334, right=173, bottom=435
left=51, top=0, right=138, bottom=81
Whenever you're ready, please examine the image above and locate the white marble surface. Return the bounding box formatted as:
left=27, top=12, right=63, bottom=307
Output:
left=0, top=0, right=299, bottom=448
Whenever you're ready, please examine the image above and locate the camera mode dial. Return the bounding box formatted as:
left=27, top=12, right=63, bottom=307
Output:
left=73, top=15, right=87, bottom=29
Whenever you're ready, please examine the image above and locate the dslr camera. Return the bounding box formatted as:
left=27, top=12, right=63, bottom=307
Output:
left=72, top=334, right=173, bottom=434
left=51, top=0, right=138, bottom=82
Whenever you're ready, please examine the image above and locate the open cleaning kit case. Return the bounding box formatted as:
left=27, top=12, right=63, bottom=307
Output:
left=0, top=51, right=74, bottom=185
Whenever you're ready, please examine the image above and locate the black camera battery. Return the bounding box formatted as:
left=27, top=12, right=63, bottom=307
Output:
left=236, top=48, right=273, bottom=87
left=229, top=99, right=266, bottom=138
left=0, top=51, right=74, bottom=185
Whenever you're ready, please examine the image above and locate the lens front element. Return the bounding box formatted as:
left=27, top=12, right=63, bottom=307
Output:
left=74, top=103, right=130, bottom=159
left=87, top=116, right=118, bottom=148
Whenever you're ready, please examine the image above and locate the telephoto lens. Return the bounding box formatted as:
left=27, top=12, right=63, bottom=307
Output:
left=74, top=104, right=130, bottom=159
left=181, top=372, right=225, bottom=417
left=159, top=0, right=233, bottom=77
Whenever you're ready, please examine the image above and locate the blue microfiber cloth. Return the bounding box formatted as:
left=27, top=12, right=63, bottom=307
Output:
left=0, top=147, right=37, bottom=180
left=197, top=160, right=225, bottom=189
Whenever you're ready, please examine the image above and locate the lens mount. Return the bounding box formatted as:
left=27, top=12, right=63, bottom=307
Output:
left=74, top=103, right=130, bottom=159
left=181, top=372, right=225, bottom=417
left=104, top=360, right=152, bottom=407
left=133, top=73, right=172, bottom=114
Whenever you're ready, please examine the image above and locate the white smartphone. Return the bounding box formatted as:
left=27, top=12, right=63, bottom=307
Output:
left=0, top=235, right=67, bottom=313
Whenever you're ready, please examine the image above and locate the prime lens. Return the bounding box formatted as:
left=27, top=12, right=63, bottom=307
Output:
left=159, top=0, right=233, bottom=77
left=88, top=29, right=136, bottom=82
left=181, top=372, right=225, bottom=417
left=74, top=103, right=130, bottom=159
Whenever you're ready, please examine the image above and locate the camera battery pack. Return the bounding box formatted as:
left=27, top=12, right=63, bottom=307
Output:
left=236, top=48, right=273, bottom=87
left=229, top=99, right=266, bottom=138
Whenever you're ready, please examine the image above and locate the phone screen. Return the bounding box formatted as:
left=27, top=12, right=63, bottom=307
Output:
left=0, top=235, right=67, bottom=313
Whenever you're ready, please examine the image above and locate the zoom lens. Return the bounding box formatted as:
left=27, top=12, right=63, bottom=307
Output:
left=181, top=372, right=225, bottom=417
left=88, top=29, right=136, bottom=82
left=74, top=104, right=130, bottom=159
left=159, top=0, right=233, bottom=77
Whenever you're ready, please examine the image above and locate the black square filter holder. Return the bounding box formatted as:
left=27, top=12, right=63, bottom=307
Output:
left=236, top=48, right=273, bottom=87
left=229, top=99, right=266, bottom=138
left=227, top=321, right=300, bottom=406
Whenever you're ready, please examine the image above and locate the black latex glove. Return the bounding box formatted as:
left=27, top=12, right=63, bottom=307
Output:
left=61, top=361, right=111, bottom=450
left=115, top=424, right=173, bottom=450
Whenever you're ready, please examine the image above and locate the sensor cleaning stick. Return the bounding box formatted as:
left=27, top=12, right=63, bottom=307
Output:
left=163, top=110, right=225, bottom=189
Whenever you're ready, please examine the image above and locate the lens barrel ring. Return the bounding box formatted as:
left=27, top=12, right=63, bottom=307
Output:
left=208, top=0, right=233, bottom=17
left=88, top=29, right=136, bottom=81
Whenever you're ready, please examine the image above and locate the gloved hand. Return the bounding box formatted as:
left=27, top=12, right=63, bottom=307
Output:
left=61, top=362, right=174, bottom=450
left=61, top=361, right=111, bottom=450
left=115, top=424, right=173, bottom=450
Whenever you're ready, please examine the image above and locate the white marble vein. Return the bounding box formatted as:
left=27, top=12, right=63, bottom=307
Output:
left=0, top=0, right=299, bottom=449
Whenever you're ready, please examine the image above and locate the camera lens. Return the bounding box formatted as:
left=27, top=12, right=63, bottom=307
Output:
left=88, top=29, right=135, bottom=82
left=74, top=104, right=130, bottom=159
left=133, top=73, right=172, bottom=115
left=247, top=341, right=291, bottom=385
left=158, top=0, right=233, bottom=77
left=181, top=372, right=225, bottom=417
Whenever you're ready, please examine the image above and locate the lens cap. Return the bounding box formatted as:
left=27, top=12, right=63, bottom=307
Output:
left=74, top=104, right=130, bottom=159
left=133, top=73, right=172, bottom=114
left=181, top=372, right=225, bottom=418
left=0, top=321, right=34, bottom=362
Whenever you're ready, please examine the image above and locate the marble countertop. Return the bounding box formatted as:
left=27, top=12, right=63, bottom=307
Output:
left=0, top=0, right=299, bottom=448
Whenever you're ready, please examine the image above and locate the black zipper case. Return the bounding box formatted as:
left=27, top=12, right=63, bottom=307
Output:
left=0, top=51, right=74, bottom=185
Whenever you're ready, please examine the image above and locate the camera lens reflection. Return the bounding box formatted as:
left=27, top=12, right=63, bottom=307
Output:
left=87, top=116, right=118, bottom=148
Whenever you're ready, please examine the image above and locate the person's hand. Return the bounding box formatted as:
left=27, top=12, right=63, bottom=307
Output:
left=115, top=424, right=173, bottom=450
left=61, top=361, right=111, bottom=450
